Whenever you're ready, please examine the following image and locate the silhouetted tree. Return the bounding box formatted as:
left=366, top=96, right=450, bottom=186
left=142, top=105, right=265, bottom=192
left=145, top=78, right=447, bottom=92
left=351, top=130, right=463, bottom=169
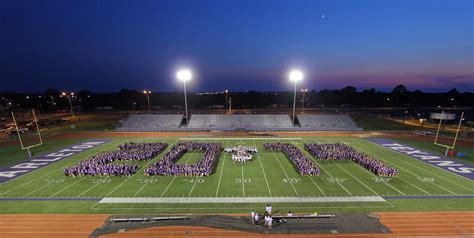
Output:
left=391, top=85, right=408, bottom=94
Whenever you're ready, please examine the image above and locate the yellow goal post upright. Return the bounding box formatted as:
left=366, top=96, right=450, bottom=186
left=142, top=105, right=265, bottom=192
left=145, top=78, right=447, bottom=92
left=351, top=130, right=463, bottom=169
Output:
left=11, top=109, right=43, bottom=158
left=433, top=110, right=464, bottom=156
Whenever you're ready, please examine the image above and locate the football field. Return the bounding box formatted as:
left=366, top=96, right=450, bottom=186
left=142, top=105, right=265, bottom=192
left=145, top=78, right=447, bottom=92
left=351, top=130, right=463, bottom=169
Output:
left=1, top=137, right=473, bottom=213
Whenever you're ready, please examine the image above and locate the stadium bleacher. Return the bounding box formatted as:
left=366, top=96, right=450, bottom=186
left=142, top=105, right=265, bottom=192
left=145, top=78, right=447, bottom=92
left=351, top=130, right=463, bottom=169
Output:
left=187, top=114, right=294, bottom=131
left=117, top=114, right=361, bottom=131
left=298, top=115, right=361, bottom=131
left=117, top=114, right=183, bottom=132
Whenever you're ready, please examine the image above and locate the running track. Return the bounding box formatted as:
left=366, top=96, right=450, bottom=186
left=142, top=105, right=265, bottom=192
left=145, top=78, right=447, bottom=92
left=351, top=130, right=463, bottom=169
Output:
left=0, top=211, right=472, bottom=237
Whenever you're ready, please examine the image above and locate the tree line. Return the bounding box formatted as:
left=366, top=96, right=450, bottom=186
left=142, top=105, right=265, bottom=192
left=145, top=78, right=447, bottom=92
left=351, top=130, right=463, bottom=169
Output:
left=1, top=85, right=472, bottom=112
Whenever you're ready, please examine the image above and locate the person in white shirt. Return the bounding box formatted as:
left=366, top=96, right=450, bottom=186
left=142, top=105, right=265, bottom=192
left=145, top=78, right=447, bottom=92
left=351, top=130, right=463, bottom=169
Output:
left=264, top=215, right=273, bottom=229
left=265, top=205, right=270, bottom=214
left=266, top=205, right=272, bottom=215
left=251, top=210, right=255, bottom=224
left=254, top=213, right=259, bottom=226
left=287, top=211, right=293, bottom=217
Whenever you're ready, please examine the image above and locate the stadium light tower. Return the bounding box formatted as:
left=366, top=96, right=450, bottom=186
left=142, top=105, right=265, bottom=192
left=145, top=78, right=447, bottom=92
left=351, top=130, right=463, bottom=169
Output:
left=301, top=88, right=308, bottom=109
left=225, top=89, right=229, bottom=111
left=177, top=69, right=192, bottom=125
left=61, top=92, right=75, bottom=118
left=143, top=90, right=151, bottom=113
left=289, top=70, right=303, bottom=125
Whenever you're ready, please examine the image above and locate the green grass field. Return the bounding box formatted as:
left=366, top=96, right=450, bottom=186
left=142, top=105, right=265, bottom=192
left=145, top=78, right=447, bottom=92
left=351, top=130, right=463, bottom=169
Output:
left=0, top=136, right=473, bottom=214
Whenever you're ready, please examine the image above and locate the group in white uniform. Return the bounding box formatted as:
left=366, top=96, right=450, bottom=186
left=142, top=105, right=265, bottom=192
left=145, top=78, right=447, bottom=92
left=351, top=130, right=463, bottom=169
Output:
left=252, top=205, right=273, bottom=228
left=225, top=145, right=258, bottom=163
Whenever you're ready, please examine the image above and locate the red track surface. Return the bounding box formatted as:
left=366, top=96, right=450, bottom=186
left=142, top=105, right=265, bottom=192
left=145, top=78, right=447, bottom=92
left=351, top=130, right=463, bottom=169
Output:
left=1, top=212, right=472, bottom=237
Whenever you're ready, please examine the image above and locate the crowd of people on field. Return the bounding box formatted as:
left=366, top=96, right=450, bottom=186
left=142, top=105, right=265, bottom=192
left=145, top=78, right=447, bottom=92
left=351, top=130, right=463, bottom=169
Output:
left=224, top=145, right=258, bottom=163
left=63, top=142, right=167, bottom=177
left=264, top=142, right=320, bottom=176
left=144, top=142, right=221, bottom=176
left=304, top=143, right=399, bottom=177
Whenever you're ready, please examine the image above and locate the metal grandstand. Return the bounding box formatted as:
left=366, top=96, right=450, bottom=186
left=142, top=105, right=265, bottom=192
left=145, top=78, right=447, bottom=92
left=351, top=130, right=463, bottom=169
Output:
left=117, top=114, right=361, bottom=132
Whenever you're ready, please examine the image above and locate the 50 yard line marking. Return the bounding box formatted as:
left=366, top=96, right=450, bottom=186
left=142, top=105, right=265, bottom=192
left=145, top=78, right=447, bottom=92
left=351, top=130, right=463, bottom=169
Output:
left=253, top=139, right=272, bottom=196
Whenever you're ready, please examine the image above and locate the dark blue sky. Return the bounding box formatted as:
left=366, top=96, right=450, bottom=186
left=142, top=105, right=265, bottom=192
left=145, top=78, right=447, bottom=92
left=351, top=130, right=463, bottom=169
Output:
left=0, top=0, right=473, bottom=92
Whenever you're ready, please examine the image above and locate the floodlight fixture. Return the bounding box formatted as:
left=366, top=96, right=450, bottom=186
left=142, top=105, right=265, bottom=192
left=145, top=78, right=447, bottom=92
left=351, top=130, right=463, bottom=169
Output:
left=143, top=90, right=151, bottom=113
left=176, top=69, right=192, bottom=81
left=288, top=70, right=304, bottom=82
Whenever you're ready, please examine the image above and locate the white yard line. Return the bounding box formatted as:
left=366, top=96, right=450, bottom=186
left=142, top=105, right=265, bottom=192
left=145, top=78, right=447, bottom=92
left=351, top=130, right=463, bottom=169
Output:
left=269, top=139, right=300, bottom=197
left=364, top=139, right=473, bottom=193
left=239, top=139, right=245, bottom=197
left=187, top=139, right=218, bottom=198
left=123, top=139, right=179, bottom=198
left=350, top=139, right=434, bottom=196
left=160, top=177, right=177, bottom=197
left=308, top=176, right=326, bottom=196
left=333, top=162, right=380, bottom=196
left=289, top=139, right=326, bottom=196
left=366, top=140, right=474, bottom=192
left=0, top=140, right=111, bottom=195
left=78, top=183, right=100, bottom=198
left=161, top=138, right=206, bottom=198
left=187, top=176, right=201, bottom=197
left=252, top=139, right=272, bottom=196
left=215, top=140, right=231, bottom=197
left=241, top=161, right=245, bottom=197
left=102, top=138, right=178, bottom=198
left=315, top=138, right=380, bottom=196
left=50, top=177, right=86, bottom=197
left=324, top=139, right=406, bottom=196
left=295, top=138, right=352, bottom=196
left=22, top=183, right=51, bottom=198
left=347, top=156, right=407, bottom=196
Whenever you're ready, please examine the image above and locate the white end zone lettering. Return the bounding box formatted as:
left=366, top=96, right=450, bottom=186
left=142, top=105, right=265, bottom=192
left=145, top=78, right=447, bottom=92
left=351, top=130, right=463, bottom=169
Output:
left=371, top=138, right=474, bottom=180
left=0, top=139, right=110, bottom=183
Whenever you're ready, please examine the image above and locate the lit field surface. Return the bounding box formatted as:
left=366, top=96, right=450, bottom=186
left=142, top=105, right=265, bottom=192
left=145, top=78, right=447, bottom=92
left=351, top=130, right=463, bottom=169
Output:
left=1, top=137, right=473, bottom=214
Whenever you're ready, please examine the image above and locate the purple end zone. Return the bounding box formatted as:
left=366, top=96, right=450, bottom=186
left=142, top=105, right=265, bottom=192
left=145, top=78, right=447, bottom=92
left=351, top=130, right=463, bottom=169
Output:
left=368, top=138, right=474, bottom=180
left=0, top=139, right=110, bottom=184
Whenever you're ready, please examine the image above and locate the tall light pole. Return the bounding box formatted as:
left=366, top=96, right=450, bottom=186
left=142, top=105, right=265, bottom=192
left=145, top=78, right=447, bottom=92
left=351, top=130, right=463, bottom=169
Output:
left=301, top=88, right=308, bottom=109
left=289, top=70, right=303, bottom=125
left=61, top=92, right=75, bottom=118
left=177, top=69, right=192, bottom=125
left=225, top=89, right=229, bottom=112
left=143, top=90, right=151, bottom=113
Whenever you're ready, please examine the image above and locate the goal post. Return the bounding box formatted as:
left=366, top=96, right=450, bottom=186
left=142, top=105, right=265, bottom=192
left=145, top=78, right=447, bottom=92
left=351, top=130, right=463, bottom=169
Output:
left=433, top=110, right=464, bottom=156
left=11, top=109, right=43, bottom=158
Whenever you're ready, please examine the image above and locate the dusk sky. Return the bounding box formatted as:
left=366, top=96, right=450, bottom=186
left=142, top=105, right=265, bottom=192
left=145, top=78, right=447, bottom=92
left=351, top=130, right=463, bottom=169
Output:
left=0, top=0, right=473, bottom=93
